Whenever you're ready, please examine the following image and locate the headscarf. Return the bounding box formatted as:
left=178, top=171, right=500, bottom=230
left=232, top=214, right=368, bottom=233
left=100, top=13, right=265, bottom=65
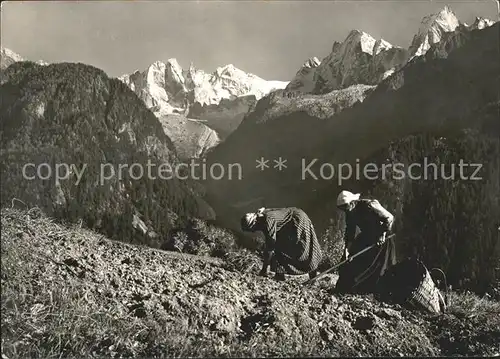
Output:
left=336, top=190, right=361, bottom=206
left=241, top=207, right=265, bottom=231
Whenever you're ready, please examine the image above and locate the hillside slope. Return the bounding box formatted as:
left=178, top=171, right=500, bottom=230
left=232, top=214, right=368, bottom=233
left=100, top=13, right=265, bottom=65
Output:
left=205, top=23, right=500, bottom=291
left=0, top=61, right=214, bottom=248
left=2, top=208, right=499, bottom=358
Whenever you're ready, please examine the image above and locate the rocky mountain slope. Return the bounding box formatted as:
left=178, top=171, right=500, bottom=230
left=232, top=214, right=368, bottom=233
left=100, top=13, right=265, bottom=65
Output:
left=1, top=48, right=24, bottom=70
left=204, top=21, right=500, bottom=292
left=188, top=95, right=258, bottom=140
left=406, top=5, right=461, bottom=60
left=287, top=7, right=495, bottom=94
left=3, top=208, right=499, bottom=357
left=245, top=84, right=375, bottom=126
left=0, top=61, right=214, bottom=248
left=158, top=114, right=221, bottom=160
left=310, top=29, right=408, bottom=94
left=286, top=57, right=322, bottom=93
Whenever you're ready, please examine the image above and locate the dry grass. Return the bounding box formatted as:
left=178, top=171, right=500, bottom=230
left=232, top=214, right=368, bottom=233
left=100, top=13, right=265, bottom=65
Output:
left=0, top=209, right=206, bottom=358
left=0, top=208, right=319, bottom=358
left=318, top=223, right=346, bottom=271
left=165, top=218, right=238, bottom=259
left=447, top=291, right=500, bottom=318
left=425, top=291, right=500, bottom=356
left=223, top=249, right=262, bottom=274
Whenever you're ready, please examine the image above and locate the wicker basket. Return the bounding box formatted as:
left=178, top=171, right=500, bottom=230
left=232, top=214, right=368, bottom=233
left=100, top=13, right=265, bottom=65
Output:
left=379, top=257, right=447, bottom=314
left=405, top=263, right=445, bottom=314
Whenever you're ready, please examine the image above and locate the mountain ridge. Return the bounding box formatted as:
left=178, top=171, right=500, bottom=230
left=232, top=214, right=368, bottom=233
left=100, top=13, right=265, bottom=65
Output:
left=287, top=7, right=496, bottom=94
left=0, top=48, right=286, bottom=158
left=118, top=59, right=288, bottom=117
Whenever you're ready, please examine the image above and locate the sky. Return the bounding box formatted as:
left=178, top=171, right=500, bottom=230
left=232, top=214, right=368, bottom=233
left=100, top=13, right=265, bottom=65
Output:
left=1, top=0, right=498, bottom=81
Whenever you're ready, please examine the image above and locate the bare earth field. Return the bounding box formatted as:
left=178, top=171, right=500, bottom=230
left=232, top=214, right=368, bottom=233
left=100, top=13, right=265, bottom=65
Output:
left=2, top=208, right=499, bottom=358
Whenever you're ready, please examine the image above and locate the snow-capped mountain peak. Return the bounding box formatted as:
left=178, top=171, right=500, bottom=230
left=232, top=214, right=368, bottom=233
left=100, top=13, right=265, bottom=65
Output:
left=165, top=59, right=185, bottom=80
left=423, top=6, right=459, bottom=31
left=165, top=59, right=186, bottom=93
left=166, top=58, right=181, bottom=67
left=287, top=5, right=496, bottom=97
left=373, top=39, right=394, bottom=55
left=285, top=57, right=322, bottom=92
left=341, top=31, right=397, bottom=56
left=408, top=6, right=460, bottom=59
left=118, top=59, right=288, bottom=158
left=216, top=63, right=237, bottom=74
left=343, top=29, right=377, bottom=55
left=213, top=64, right=251, bottom=82
left=302, top=57, right=321, bottom=69
left=146, top=61, right=166, bottom=86
left=119, top=59, right=288, bottom=117
left=1, top=47, right=23, bottom=65
left=287, top=29, right=404, bottom=93
left=1, top=47, right=48, bottom=73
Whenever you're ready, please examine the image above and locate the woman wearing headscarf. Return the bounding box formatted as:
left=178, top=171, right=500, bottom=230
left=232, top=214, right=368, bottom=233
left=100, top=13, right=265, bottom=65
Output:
left=334, top=190, right=397, bottom=294
left=241, top=207, right=323, bottom=281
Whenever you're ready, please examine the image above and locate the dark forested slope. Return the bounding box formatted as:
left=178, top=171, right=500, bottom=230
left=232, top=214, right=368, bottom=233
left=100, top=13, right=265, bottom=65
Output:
left=0, top=61, right=214, bottom=247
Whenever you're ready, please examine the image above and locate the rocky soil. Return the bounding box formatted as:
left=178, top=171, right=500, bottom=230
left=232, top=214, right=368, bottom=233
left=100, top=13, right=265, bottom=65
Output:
left=2, top=207, right=499, bottom=358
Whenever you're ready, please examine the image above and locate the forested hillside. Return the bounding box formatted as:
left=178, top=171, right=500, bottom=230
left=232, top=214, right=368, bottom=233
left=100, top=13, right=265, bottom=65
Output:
left=0, top=61, right=214, bottom=248
left=316, top=126, right=500, bottom=294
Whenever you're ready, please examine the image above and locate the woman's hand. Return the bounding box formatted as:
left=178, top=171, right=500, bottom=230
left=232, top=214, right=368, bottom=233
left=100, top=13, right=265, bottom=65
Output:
left=377, top=232, right=387, bottom=246
left=343, top=248, right=350, bottom=260
left=260, top=248, right=273, bottom=277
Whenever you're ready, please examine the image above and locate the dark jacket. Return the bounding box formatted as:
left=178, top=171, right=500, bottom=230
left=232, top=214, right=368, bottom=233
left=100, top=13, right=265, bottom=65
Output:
left=344, top=199, right=394, bottom=245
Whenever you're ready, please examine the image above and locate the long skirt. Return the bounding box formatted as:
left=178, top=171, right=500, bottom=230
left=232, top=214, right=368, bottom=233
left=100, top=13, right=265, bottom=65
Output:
left=335, top=231, right=397, bottom=294
left=270, top=212, right=323, bottom=275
